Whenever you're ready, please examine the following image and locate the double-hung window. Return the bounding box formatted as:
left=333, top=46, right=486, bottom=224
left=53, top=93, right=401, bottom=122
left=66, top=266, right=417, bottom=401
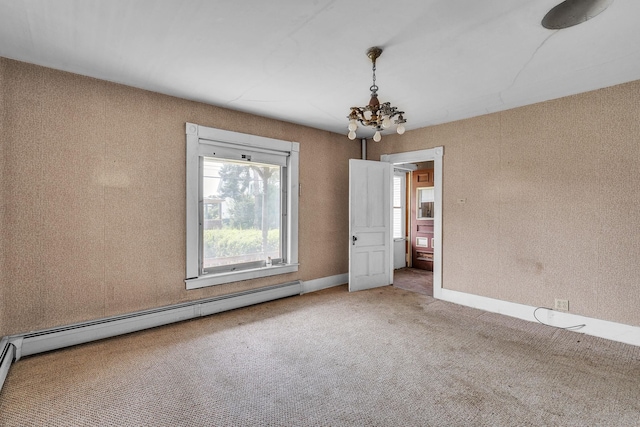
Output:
left=392, top=173, right=406, bottom=240
left=185, top=123, right=299, bottom=289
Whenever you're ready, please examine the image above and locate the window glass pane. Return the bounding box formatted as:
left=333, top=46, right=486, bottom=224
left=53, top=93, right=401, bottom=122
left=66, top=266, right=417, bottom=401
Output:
left=393, top=175, right=402, bottom=207
left=393, top=175, right=404, bottom=239
left=417, top=187, right=434, bottom=219
left=393, top=207, right=402, bottom=239
left=202, top=157, right=281, bottom=269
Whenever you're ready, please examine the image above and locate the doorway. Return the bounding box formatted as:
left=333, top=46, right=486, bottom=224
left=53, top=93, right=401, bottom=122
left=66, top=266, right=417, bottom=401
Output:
left=392, top=162, right=434, bottom=295
left=382, top=147, right=443, bottom=299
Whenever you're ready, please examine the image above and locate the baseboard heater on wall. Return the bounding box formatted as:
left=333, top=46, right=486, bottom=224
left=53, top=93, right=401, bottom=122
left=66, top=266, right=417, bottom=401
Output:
left=0, top=281, right=302, bottom=392
left=0, top=337, right=15, bottom=391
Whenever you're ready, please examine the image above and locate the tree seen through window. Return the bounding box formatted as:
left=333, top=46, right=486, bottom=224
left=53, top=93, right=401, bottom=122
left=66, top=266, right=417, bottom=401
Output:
left=202, top=158, right=281, bottom=268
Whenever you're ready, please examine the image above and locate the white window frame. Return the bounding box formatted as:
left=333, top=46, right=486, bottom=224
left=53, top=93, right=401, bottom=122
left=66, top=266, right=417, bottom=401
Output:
left=185, top=123, right=299, bottom=290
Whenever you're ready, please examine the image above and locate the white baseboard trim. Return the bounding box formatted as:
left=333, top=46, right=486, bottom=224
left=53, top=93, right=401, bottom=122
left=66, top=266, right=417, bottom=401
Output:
left=301, top=273, right=348, bottom=294
left=439, top=288, right=640, bottom=347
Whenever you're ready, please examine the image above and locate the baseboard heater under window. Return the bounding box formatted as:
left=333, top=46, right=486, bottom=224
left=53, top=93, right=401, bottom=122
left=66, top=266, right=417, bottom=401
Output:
left=0, top=281, right=302, bottom=392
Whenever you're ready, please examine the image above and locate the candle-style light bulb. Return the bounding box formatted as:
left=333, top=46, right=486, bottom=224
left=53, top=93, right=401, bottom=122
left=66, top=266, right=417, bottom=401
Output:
left=373, top=131, right=382, bottom=142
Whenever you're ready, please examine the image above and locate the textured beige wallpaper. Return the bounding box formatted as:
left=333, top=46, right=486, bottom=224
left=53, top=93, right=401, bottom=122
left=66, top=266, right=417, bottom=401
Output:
left=369, top=80, right=640, bottom=327
left=0, top=59, right=5, bottom=333
left=0, top=58, right=360, bottom=336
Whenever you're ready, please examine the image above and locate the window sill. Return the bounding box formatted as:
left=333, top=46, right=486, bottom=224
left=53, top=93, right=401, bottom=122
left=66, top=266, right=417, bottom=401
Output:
left=185, top=263, right=299, bottom=290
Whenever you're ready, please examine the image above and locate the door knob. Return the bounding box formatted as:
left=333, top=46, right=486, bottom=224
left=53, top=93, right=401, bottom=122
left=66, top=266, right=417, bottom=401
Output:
left=352, top=235, right=358, bottom=245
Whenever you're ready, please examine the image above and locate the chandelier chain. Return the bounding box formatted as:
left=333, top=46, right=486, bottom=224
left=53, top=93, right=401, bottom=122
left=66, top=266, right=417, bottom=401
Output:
left=370, top=61, right=378, bottom=93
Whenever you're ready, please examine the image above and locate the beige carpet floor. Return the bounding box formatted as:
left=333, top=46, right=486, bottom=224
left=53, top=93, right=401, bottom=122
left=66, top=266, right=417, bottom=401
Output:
left=0, top=285, right=638, bottom=426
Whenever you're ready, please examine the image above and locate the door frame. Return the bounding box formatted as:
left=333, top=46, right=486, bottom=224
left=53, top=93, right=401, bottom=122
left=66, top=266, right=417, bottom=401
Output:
left=381, top=147, right=443, bottom=298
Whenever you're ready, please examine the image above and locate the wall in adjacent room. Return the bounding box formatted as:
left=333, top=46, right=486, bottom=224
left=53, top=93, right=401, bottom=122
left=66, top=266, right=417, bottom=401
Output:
left=368, top=80, right=640, bottom=327
left=0, top=57, right=359, bottom=336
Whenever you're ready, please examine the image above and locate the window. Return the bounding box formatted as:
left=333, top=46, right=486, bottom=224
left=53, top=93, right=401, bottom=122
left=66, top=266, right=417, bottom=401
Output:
left=201, top=158, right=283, bottom=272
left=185, top=123, right=299, bottom=289
left=392, top=173, right=405, bottom=239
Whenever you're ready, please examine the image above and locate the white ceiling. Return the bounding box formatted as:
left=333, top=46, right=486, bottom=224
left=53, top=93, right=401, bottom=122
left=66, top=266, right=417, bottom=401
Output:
left=1, top=0, right=639, bottom=138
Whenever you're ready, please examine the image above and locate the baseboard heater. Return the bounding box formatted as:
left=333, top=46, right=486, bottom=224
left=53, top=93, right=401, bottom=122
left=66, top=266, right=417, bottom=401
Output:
left=0, top=337, right=15, bottom=392
left=0, top=280, right=301, bottom=393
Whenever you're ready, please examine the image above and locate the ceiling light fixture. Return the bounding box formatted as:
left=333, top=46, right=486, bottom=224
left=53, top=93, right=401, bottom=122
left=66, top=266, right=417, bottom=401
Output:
left=347, top=47, right=406, bottom=142
left=542, top=0, right=613, bottom=29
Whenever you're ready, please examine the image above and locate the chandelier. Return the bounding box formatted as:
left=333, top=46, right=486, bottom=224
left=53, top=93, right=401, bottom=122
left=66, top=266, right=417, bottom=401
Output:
left=347, top=47, right=406, bottom=142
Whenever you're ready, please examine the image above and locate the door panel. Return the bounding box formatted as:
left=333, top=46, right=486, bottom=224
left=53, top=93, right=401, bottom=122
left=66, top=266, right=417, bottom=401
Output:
left=349, top=159, right=392, bottom=292
left=358, top=231, right=386, bottom=246
left=411, top=169, right=434, bottom=271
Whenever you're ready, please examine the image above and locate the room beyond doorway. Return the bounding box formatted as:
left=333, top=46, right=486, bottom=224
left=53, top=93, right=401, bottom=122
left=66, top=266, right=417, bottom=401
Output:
left=382, top=147, right=443, bottom=299
left=410, top=165, right=435, bottom=271
left=392, top=161, right=435, bottom=297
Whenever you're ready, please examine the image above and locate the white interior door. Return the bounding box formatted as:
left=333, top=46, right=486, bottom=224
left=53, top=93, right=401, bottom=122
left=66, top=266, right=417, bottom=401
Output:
left=349, top=159, right=392, bottom=292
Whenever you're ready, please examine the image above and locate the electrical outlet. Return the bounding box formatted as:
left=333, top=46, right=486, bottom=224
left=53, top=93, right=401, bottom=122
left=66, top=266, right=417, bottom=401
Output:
left=554, top=298, right=569, bottom=311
